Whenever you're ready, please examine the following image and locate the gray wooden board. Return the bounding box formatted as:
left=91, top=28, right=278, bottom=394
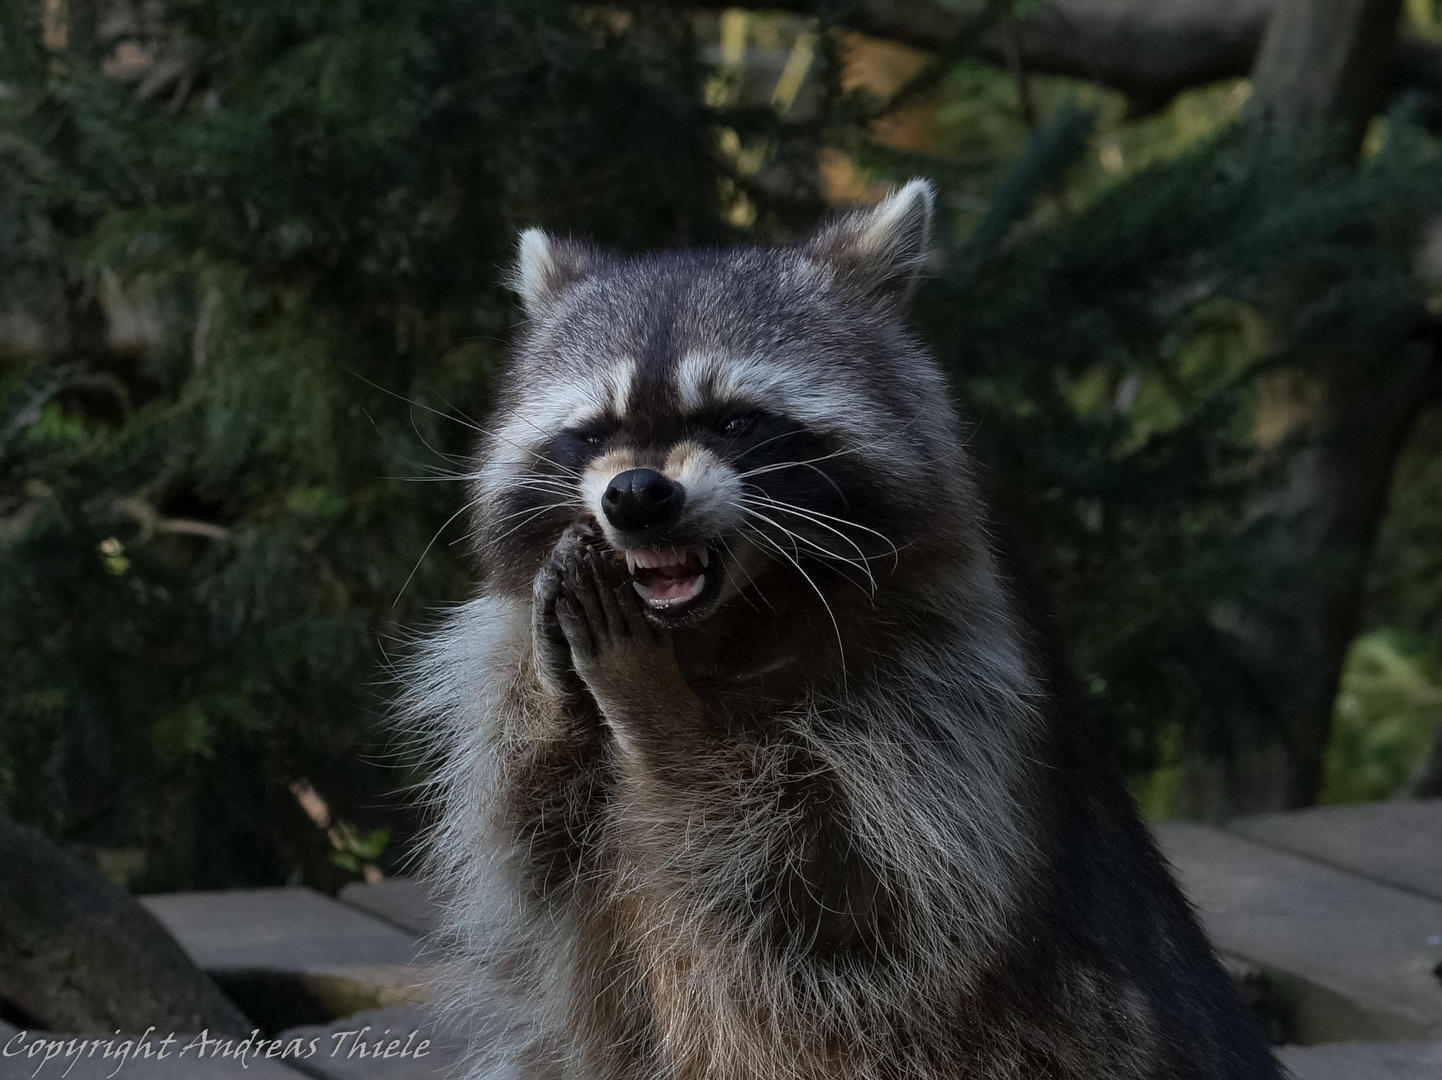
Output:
left=1231, top=799, right=1442, bottom=903
left=337, top=881, right=442, bottom=939
left=1153, top=822, right=1442, bottom=1039
left=1279, top=1039, right=1442, bottom=1080
left=0, top=1030, right=306, bottom=1080
left=278, top=1005, right=468, bottom=1080
left=140, top=887, right=422, bottom=972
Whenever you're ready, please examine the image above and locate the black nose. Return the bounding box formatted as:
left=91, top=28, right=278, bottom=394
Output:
left=601, top=469, right=685, bottom=532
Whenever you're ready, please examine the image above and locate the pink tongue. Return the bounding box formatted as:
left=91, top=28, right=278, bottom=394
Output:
left=649, top=576, right=697, bottom=600
left=638, top=566, right=697, bottom=600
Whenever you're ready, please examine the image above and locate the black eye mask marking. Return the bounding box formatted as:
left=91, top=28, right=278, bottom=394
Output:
left=551, top=419, right=618, bottom=472
left=716, top=409, right=763, bottom=439
left=696, top=406, right=793, bottom=450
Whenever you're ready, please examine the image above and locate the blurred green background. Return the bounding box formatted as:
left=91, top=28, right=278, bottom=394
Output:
left=3, top=0, right=1441, bottom=893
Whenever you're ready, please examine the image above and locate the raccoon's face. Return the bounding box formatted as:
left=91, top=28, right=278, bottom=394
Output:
left=472, top=181, right=965, bottom=627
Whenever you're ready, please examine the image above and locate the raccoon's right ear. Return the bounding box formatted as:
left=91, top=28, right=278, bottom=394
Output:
left=802, top=178, right=935, bottom=306
left=510, top=229, right=597, bottom=317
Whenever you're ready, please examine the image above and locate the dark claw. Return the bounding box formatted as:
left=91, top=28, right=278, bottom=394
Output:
left=561, top=563, right=607, bottom=660
left=532, top=519, right=604, bottom=700
left=618, top=579, right=659, bottom=643
left=554, top=597, right=592, bottom=658
left=586, top=548, right=628, bottom=638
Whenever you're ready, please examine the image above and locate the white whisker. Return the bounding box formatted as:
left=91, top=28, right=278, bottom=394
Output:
left=741, top=499, right=879, bottom=595
left=742, top=489, right=902, bottom=574
left=392, top=495, right=486, bottom=607
left=350, top=370, right=585, bottom=479
left=740, top=503, right=875, bottom=603
left=734, top=444, right=870, bottom=480
left=742, top=525, right=848, bottom=683
left=489, top=501, right=572, bottom=546
left=717, top=535, right=773, bottom=615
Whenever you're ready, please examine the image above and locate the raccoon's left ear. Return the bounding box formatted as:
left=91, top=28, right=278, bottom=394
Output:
left=802, top=178, right=935, bottom=306
left=510, top=228, right=598, bottom=318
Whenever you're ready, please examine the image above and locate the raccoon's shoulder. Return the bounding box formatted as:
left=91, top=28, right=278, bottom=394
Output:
left=397, top=591, right=532, bottom=740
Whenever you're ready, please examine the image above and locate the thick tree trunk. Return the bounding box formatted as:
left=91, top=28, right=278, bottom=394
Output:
left=1402, top=727, right=1442, bottom=796
left=0, top=815, right=251, bottom=1034
left=1177, top=0, right=1430, bottom=818
left=1182, top=354, right=1437, bottom=816
left=1249, top=0, right=1404, bottom=146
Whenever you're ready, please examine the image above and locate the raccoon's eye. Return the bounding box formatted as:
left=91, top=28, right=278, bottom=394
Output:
left=569, top=421, right=614, bottom=447
left=718, top=411, right=761, bottom=438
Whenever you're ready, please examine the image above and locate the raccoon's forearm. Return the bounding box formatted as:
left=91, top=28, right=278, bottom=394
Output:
left=579, top=640, right=717, bottom=767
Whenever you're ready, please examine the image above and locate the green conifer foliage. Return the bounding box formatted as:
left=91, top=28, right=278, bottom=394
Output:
left=0, top=0, right=739, bottom=889
left=917, top=113, right=1442, bottom=790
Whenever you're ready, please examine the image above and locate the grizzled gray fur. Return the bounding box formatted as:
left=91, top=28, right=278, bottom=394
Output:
left=400, top=181, right=1282, bottom=1080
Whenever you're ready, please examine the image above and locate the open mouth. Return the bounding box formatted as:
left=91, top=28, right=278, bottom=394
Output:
left=623, top=544, right=715, bottom=612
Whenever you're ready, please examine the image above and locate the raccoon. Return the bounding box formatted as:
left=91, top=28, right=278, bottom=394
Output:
left=403, top=180, right=1281, bottom=1080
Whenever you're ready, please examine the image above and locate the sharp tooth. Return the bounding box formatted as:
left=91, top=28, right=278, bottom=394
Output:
left=632, top=580, right=657, bottom=602
left=696, top=546, right=710, bottom=568
left=625, top=551, right=637, bottom=575
left=689, top=573, right=706, bottom=598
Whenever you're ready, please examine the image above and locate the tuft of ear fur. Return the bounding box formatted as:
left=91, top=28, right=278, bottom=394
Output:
left=803, top=178, right=935, bottom=304
left=510, top=228, right=597, bottom=317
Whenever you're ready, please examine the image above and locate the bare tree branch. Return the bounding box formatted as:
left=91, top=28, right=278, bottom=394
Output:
left=755, top=0, right=1442, bottom=111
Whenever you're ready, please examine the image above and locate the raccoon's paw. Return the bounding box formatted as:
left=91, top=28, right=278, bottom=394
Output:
left=532, top=517, right=602, bottom=703
left=554, top=543, right=687, bottom=725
